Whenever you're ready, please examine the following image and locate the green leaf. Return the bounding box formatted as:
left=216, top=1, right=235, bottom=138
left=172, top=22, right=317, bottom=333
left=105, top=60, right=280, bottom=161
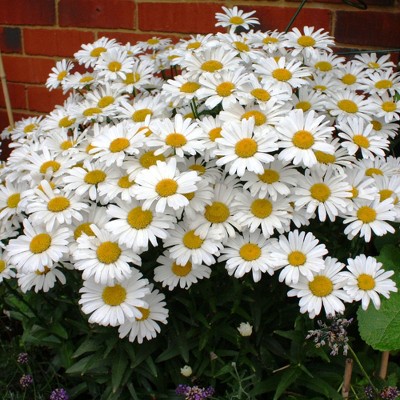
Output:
left=357, top=244, right=400, bottom=351
left=112, top=351, right=129, bottom=393
left=273, top=366, right=302, bottom=400
left=73, top=338, right=99, bottom=358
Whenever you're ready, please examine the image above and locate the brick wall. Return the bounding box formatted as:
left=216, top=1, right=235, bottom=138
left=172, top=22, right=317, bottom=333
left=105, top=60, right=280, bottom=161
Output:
left=0, top=0, right=399, bottom=133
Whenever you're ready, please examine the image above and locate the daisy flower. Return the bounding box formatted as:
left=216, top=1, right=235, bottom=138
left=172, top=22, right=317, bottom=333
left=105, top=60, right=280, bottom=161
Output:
left=74, top=37, right=118, bottom=68
left=215, top=6, right=259, bottom=32
left=353, top=157, right=397, bottom=179
left=219, top=229, right=277, bottom=282
left=7, top=116, right=42, bottom=141
left=163, top=221, right=222, bottom=266
left=343, top=198, right=396, bottom=242
left=46, top=59, right=74, bottom=91
left=162, top=73, right=202, bottom=108
left=242, top=158, right=301, bottom=201
left=271, top=230, right=328, bottom=285
left=41, top=105, right=78, bottom=132
left=0, top=180, right=29, bottom=221
left=62, top=71, right=98, bottom=92
left=287, top=257, right=351, bottom=319
left=126, top=148, right=167, bottom=179
left=118, top=284, right=169, bottom=344
left=370, top=92, right=400, bottom=123
left=133, top=158, right=201, bottom=213
left=17, top=264, right=67, bottom=293
left=197, top=115, right=224, bottom=161
left=79, top=270, right=150, bottom=327
left=105, top=198, right=176, bottom=250
left=137, top=37, right=171, bottom=52
left=5, top=219, right=71, bottom=273
left=358, top=69, right=400, bottom=96
left=73, top=225, right=141, bottom=285
left=0, top=249, right=16, bottom=283
left=374, top=174, right=400, bottom=208
left=154, top=251, right=211, bottom=290
left=147, top=114, right=205, bottom=158
left=334, top=61, right=366, bottom=91
left=284, top=27, right=334, bottom=58
left=115, top=59, right=156, bottom=92
left=276, top=109, right=335, bottom=168
left=341, top=254, right=397, bottom=310
left=214, top=118, right=278, bottom=177
left=84, top=85, right=127, bottom=115
left=98, top=167, right=137, bottom=203
left=293, top=167, right=352, bottom=222
left=343, top=167, right=377, bottom=202
left=247, top=30, right=286, bottom=54
left=307, top=51, right=344, bottom=75
left=292, top=86, right=327, bottom=114
left=353, top=52, right=395, bottom=72
left=337, top=117, right=389, bottom=159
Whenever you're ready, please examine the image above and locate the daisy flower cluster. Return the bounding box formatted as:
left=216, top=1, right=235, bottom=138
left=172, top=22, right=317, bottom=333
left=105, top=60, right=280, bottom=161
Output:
left=0, top=7, right=399, bottom=341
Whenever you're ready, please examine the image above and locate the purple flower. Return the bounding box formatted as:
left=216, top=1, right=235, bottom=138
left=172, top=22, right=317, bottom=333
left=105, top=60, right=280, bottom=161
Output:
left=49, top=388, right=69, bottom=400
left=17, top=352, right=29, bottom=364
left=176, top=384, right=215, bottom=400
left=380, top=386, right=400, bottom=400
left=19, top=374, right=33, bottom=389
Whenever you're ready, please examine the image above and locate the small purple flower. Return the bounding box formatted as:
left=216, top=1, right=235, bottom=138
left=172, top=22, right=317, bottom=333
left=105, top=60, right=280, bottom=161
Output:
left=17, top=352, right=29, bottom=364
left=176, top=384, right=215, bottom=400
left=380, top=386, right=400, bottom=400
left=19, top=374, right=33, bottom=389
left=364, top=385, right=375, bottom=399
left=49, top=388, right=69, bottom=400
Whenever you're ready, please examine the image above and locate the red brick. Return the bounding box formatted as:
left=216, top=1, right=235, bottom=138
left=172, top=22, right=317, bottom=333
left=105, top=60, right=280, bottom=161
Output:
left=59, top=0, right=135, bottom=29
left=0, top=0, right=55, bottom=25
left=335, top=11, right=400, bottom=48
left=0, top=27, right=22, bottom=53
left=287, top=0, right=394, bottom=4
left=138, top=3, right=222, bottom=34
left=27, top=86, right=65, bottom=113
left=24, top=28, right=95, bottom=57
left=243, top=5, right=332, bottom=32
left=0, top=82, right=26, bottom=110
left=2, top=55, right=56, bottom=84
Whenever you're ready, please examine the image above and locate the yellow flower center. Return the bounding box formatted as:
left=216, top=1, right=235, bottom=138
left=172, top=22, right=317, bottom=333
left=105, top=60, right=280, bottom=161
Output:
left=341, top=74, right=357, bottom=85
left=367, top=61, right=380, bottom=69
left=357, top=206, right=376, bottom=223
left=313, top=85, right=327, bottom=91
left=35, top=266, right=51, bottom=275
left=124, top=72, right=141, bottom=84
left=135, top=307, right=150, bottom=321
left=97, top=241, right=122, bottom=264
left=47, top=196, right=70, bottom=212
left=74, top=222, right=95, bottom=240
left=187, top=41, right=201, bottom=50
left=118, top=175, right=134, bottom=188
left=86, top=144, right=95, bottom=154
left=353, top=135, right=370, bottom=149
left=309, top=276, right=333, bottom=297
left=127, top=206, right=153, bottom=229
left=132, top=109, right=153, bottom=122
left=310, top=183, right=331, bottom=202
left=147, top=38, right=160, bottom=45
left=0, top=260, right=6, bottom=273
left=172, top=261, right=192, bottom=277
left=180, top=82, right=201, bottom=93
left=357, top=273, right=376, bottom=290
left=229, top=16, right=244, bottom=25
left=258, top=169, right=280, bottom=184
left=84, top=170, right=106, bottom=185
left=90, top=47, right=106, bottom=57
left=314, top=150, right=336, bottom=164
left=315, top=61, right=332, bottom=72
left=297, top=35, right=316, bottom=47
left=58, top=116, right=76, bottom=128
left=235, top=138, right=258, bottom=158
left=209, top=127, right=222, bottom=142
left=251, top=88, right=271, bottom=102
left=375, top=79, right=393, bottom=90
left=139, top=151, right=165, bottom=168
left=205, top=201, right=230, bottom=223
left=108, top=61, right=122, bottom=72
left=350, top=187, right=359, bottom=199
left=239, top=243, right=261, bottom=261
left=201, top=60, right=223, bottom=73
left=7, top=193, right=20, bottom=208
left=80, top=75, right=94, bottom=83
left=234, top=41, right=249, bottom=52
left=292, top=130, right=315, bottom=149
left=60, top=140, right=74, bottom=150
left=251, top=198, right=273, bottom=218
left=216, top=82, right=235, bottom=97
left=337, top=99, right=358, bottom=113
left=109, top=137, right=130, bottom=153
left=295, top=101, right=311, bottom=112
left=165, top=133, right=187, bottom=148
left=155, top=178, right=178, bottom=197
left=97, top=96, right=115, bottom=108
left=382, top=101, right=396, bottom=113
left=102, top=284, right=127, bottom=306
left=371, top=120, right=382, bottom=131
left=272, top=68, right=292, bottom=82
left=379, top=189, right=396, bottom=203
left=24, top=123, right=37, bottom=133
left=30, top=233, right=52, bottom=254
left=189, top=164, right=206, bottom=175
left=288, top=250, right=306, bottom=266
left=365, top=168, right=383, bottom=177
left=241, top=110, right=266, bottom=126
left=263, top=37, right=278, bottom=44
left=57, top=70, right=68, bottom=81
left=40, top=160, right=61, bottom=174
left=183, top=230, right=204, bottom=249
left=83, top=107, right=102, bottom=116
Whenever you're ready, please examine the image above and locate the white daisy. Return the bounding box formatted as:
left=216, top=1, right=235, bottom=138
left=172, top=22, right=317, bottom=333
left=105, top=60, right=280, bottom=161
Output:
left=74, top=37, right=118, bottom=68
left=0, top=248, right=16, bottom=283
left=162, top=73, right=202, bottom=108
left=219, top=229, right=277, bottom=282
left=17, top=264, right=67, bottom=293
left=154, top=251, right=211, bottom=290
left=358, top=69, right=400, bottom=96
left=353, top=53, right=395, bottom=72
left=118, top=284, right=169, bottom=344
left=370, top=92, right=400, bottom=123
left=215, top=6, right=259, bottom=32
left=307, top=51, right=345, bottom=75
left=46, top=59, right=74, bottom=91
left=343, top=167, right=377, bottom=202
left=341, top=254, right=397, bottom=310
left=287, top=257, right=351, bottom=319
left=79, top=270, right=150, bottom=327
left=94, top=47, right=135, bottom=81
left=97, top=166, right=137, bottom=202
left=0, top=180, right=29, bottom=221
left=271, top=230, right=328, bottom=285
left=116, top=95, right=168, bottom=123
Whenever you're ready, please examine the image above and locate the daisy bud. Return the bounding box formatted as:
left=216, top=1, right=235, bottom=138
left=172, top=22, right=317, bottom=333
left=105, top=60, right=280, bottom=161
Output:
left=237, top=322, right=253, bottom=337
left=180, top=365, right=193, bottom=377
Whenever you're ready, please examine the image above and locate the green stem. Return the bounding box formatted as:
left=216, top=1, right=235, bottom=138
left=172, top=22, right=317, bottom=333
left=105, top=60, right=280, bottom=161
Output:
left=285, top=0, right=308, bottom=33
